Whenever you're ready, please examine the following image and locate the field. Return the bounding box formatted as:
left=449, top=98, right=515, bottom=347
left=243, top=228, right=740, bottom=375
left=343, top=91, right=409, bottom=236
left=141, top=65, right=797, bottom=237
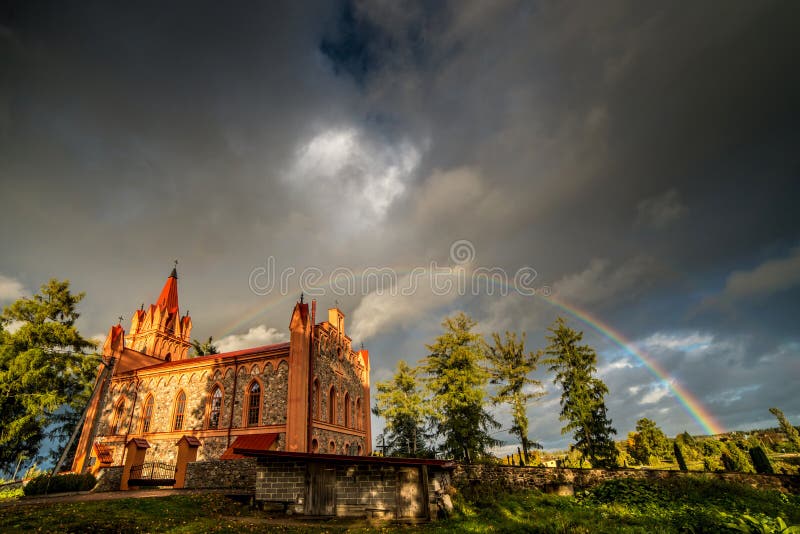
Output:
left=0, top=477, right=798, bottom=533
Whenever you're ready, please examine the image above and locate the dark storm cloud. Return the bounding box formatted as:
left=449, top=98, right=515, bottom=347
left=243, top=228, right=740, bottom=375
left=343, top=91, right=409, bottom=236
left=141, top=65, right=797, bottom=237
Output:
left=1, top=0, right=798, bottom=447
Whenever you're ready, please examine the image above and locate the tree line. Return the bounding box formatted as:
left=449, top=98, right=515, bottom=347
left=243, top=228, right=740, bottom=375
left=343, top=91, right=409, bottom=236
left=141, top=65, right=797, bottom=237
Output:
left=372, top=312, right=619, bottom=467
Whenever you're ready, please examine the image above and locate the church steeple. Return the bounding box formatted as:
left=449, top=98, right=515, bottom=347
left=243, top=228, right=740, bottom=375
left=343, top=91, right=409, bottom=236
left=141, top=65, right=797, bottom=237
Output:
left=124, top=264, right=193, bottom=361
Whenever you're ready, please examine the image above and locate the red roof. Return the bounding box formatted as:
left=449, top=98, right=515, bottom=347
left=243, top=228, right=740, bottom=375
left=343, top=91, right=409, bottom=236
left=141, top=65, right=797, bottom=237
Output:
left=133, top=342, right=290, bottom=373
left=176, top=435, right=202, bottom=447
left=93, top=442, right=114, bottom=464
left=221, top=433, right=279, bottom=459
left=156, top=268, right=179, bottom=313
left=126, top=437, right=150, bottom=449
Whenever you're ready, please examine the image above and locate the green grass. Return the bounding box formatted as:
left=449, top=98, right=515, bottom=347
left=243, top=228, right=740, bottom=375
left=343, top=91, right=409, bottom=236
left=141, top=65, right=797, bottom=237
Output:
left=0, top=477, right=798, bottom=533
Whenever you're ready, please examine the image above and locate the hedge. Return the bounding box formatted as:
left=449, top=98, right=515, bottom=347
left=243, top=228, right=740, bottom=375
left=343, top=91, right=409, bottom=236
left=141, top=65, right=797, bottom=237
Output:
left=23, top=473, right=97, bottom=496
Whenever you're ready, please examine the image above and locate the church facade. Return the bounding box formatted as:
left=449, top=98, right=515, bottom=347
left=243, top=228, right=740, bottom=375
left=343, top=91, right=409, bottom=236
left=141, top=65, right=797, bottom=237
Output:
left=71, top=268, right=372, bottom=475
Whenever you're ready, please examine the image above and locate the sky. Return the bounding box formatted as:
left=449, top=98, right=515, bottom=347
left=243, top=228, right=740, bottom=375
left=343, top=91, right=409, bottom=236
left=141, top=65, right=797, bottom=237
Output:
left=1, top=0, right=799, bottom=453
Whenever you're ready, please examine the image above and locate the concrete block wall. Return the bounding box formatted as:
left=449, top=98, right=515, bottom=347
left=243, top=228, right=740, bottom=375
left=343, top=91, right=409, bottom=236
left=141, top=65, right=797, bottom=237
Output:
left=255, top=459, right=306, bottom=502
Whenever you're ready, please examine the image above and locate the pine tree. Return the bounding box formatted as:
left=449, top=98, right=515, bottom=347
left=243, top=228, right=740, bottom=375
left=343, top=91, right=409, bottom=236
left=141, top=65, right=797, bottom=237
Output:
left=372, top=360, right=431, bottom=457
left=485, top=331, right=545, bottom=463
left=423, top=313, right=499, bottom=462
left=0, top=280, right=98, bottom=473
left=543, top=317, right=617, bottom=468
left=769, top=407, right=800, bottom=452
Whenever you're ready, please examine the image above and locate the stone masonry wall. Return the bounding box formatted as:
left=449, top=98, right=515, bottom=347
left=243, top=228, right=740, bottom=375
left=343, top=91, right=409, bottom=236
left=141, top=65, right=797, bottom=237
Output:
left=453, top=464, right=800, bottom=494
left=183, top=458, right=256, bottom=491
left=93, top=466, right=124, bottom=492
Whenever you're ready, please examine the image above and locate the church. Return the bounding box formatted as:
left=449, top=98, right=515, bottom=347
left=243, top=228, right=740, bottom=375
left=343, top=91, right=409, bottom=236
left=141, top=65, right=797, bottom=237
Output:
left=71, top=267, right=372, bottom=476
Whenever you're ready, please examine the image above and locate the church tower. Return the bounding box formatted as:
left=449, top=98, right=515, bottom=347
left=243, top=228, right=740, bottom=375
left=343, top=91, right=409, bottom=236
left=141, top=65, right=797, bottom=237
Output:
left=125, top=266, right=192, bottom=361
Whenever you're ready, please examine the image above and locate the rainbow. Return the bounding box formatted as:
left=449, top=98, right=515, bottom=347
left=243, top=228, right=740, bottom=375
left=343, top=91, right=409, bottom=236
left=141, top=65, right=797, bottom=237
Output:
left=211, top=266, right=725, bottom=436
left=542, top=293, right=725, bottom=436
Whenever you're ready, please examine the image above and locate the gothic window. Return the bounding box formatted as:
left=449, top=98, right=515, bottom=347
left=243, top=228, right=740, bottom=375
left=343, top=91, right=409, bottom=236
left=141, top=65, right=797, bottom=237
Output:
left=111, top=398, right=125, bottom=434
left=355, top=398, right=362, bottom=430
left=329, top=440, right=336, bottom=453
left=344, top=442, right=350, bottom=455
left=357, top=444, right=363, bottom=456
left=328, top=386, right=336, bottom=424
left=312, top=379, right=320, bottom=420
left=247, top=380, right=261, bottom=426
left=208, top=386, right=223, bottom=429
left=311, top=438, right=319, bottom=453
left=173, top=390, right=186, bottom=431
left=344, top=392, right=351, bottom=428
left=140, top=395, right=154, bottom=433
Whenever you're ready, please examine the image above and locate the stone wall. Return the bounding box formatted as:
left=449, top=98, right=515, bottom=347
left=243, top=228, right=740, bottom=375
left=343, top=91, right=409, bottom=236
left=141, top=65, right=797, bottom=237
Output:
left=183, top=458, right=257, bottom=491
left=453, top=464, right=800, bottom=494
left=93, top=466, right=124, bottom=492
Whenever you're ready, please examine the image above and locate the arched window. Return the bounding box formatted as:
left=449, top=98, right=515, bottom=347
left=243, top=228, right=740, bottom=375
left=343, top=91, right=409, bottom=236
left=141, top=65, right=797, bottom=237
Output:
left=328, top=386, right=336, bottom=424
left=344, top=393, right=351, bottom=428
left=312, top=379, right=320, bottom=420
left=111, top=398, right=125, bottom=434
left=329, top=440, right=336, bottom=454
left=357, top=444, right=363, bottom=456
left=165, top=353, right=172, bottom=362
left=247, top=380, right=261, bottom=426
left=344, top=442, right=350, bottom=456
left=140, top=395, right=154, bottom=433
left=355, top=398, right=362, bottom=430
left=208, top=386, right=223, bottom=429
left=173, top=391, right=186, bottom=431
left=311, top=438, right=319, bottom=453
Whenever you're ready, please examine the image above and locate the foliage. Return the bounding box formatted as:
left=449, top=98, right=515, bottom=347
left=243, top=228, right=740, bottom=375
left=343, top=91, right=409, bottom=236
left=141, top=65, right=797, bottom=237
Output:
left=0, top=280, right=98, bottom=473
left=23, top=472, right=96, bottom=496
left=749, top=444, right=776, bottom=475
left=191, top=336, right=219, bottom=357
left=485, top=330, right=545, bottom=463
left=629, top=418, right=671, bottom=465
left=722, top=440, right=756, bottom=473
left=422, top=313, right=499, bottom=462
left=0, top=485, right=23, bottom=501
left=770, top=407, right=800, bottom=452
left=579, top=476, right=800, bottom=533
left=719, top=512, right=800, bottom=533
left=544, top=317, right=617, bottom=468
left=372, top=360, right=432, bottom=457
left=674, top=440, right=689, bottom=471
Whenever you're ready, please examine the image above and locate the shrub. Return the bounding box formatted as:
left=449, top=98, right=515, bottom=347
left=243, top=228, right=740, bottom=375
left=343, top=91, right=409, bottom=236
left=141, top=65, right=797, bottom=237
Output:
left=674, top=441, right=689, bottom=471
left=23, top=473, right=96, bottom=496
left=749, top=444, right=776, bottom=475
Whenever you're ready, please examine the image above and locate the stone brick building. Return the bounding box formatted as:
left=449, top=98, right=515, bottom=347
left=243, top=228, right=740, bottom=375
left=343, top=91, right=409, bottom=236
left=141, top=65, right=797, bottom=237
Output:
left=71, top=268, right=372, bottom=477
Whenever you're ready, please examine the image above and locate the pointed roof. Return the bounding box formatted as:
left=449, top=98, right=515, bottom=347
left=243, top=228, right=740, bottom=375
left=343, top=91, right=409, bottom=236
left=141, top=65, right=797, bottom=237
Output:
left=155, top=267, right=179, bottom=313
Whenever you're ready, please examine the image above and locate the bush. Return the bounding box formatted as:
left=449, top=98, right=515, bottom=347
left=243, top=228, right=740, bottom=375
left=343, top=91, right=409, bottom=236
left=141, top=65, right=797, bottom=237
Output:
left=749, top=444, right=776, bottom=474
left=23, top=473, right=96, bottom=496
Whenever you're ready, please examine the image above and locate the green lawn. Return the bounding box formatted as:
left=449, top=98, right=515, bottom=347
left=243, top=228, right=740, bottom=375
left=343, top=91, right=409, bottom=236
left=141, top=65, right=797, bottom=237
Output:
left=0, top=477, right=798, bottom=533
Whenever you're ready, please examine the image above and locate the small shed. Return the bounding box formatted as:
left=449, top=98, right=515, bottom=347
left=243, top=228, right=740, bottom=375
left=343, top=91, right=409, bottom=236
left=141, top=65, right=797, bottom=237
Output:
left=232, top=448, right=455, bottom=520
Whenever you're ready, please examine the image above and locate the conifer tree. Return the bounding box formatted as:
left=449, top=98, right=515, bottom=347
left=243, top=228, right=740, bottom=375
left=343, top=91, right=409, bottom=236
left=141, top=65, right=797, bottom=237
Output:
left=769, top=407, right=800, bottom=451
left=423, top=313, right=499, bottom=462
left=0, top=280, right=97, bottom=473
left=372, top=360, right=431, bottom=457
left=485, top=331, right=545, bottom=463
left=544, top=317, right=617, bottom=468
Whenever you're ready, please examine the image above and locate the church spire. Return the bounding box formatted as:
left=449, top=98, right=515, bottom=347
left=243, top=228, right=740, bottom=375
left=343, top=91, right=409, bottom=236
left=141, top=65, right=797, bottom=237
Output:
left=156, top=263, right=179, bottom=314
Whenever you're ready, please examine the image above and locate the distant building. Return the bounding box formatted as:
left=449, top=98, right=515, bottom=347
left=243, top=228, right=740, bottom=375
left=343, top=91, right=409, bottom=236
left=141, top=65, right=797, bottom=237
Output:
left=71, top=267, right=372, bottom=475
